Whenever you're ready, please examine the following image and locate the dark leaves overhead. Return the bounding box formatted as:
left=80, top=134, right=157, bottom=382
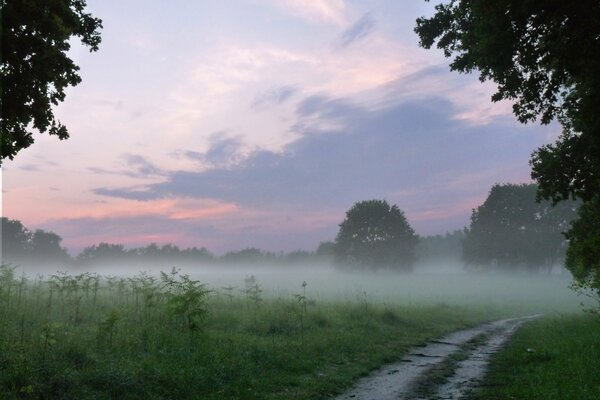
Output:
left=1, top=0, right=102, bottom=163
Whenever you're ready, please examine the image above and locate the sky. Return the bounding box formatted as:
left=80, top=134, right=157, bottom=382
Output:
left=1, top=0, right=560, bottom=255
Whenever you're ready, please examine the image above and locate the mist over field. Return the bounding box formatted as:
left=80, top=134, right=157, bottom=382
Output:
left=8, top=258, right=583, bottom=314
left=2, top=0, right=599, bottom=398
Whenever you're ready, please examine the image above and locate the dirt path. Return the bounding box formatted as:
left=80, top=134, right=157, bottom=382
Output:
left=333, top=315, right=540, bottom=400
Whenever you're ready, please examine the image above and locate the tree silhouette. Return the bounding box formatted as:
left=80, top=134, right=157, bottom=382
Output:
left=415, top=0, right=600, bottom=292
left=334, top=200, right=418, bottom=271
left=462, top=184, right=578, bottom=272
left=1, top=0, right=102, bottom=162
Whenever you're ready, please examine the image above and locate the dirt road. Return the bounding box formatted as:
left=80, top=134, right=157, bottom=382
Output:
left=333, top=315, right=540, bottom=400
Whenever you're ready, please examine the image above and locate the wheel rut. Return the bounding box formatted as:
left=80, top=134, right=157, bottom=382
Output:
left=333, top=315, right=541, bottom=400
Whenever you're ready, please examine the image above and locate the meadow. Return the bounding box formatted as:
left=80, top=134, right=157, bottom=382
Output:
left=0, top=264, right=587, bottom=399
left=470, top=314, right=600, bottom=400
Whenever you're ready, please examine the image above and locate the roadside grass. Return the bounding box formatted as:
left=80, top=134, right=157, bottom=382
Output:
left=470, top=314, right=600, bottom=400
left=0, top=266, right=505, bottom=400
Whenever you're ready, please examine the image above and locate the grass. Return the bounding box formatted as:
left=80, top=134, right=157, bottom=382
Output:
left=470, top=314, right=600, bottom=400
left=0, top=265, right=505, bottom=400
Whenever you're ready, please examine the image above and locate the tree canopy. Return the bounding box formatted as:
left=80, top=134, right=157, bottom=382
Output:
left=0, top=0, right=102, bottom=163
left=462, top=184, right=578, bottom=272
left=415, top=1, right=600, bottom=292
left=1, top=217, right=70, bottom=264
left=334, top=200, right=418, bottom=271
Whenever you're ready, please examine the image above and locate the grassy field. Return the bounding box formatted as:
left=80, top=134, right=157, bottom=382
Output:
left=0, top=265, right=503, bottom=399
left=0, top=264, right=588, bottom=399
left=471, top=314, right=600, bottom=400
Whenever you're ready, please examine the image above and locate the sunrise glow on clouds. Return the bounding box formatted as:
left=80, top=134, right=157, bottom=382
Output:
left=2, top=0, right=559, bottom=254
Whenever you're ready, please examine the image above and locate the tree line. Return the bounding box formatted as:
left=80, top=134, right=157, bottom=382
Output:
left=0, top=219, right=336, bottom=268
left=1, top=183, right=578, bottom=273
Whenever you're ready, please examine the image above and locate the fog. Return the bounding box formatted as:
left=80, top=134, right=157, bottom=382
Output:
left=10, top=260, right=585, bottom=315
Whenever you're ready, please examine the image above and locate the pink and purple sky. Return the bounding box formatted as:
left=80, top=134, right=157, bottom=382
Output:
left=1, top=0, right=559, bottom=255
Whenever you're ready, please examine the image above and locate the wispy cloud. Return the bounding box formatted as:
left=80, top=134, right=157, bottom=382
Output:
left=88, top=154, right=164, bottom=179
left=252, top=85, right=298, bottom=109
left=338, top=12, right=376, bottom=48
left=267, top=0, right=347, bottom=25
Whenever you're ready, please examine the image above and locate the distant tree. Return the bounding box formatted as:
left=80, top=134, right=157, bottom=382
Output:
left=135, top=243, right=182, bottom=262
left=77, top=243, right=128, bottom=264
left=1, top=218, right=69, bottom=264
left=1, top=0, right=102, bottom=163
left=416, top=230, right=465, bottom=264
left=220, top=248, right=278, bottom=265
left=462, top=184, right=578, bottom=272
left=315, top=241, right=335, bottom=261
left=29, top=229, right=70, bottom=263
left=1, top=217, right=31, bottom=261
left=179, top=247, right=214, bottom=263
left=285, top=250, right=313, bottom=264
left=334, top=200, right=418, bottom=271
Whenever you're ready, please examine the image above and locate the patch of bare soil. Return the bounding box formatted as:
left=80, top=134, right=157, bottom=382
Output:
left=333, top=315, right=540, bottom=400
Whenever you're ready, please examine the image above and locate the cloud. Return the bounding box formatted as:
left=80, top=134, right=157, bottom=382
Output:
left=338, top=12, right=376, bottom=48
left=267, top=0, right=346, bottom=25
left=122, top=154, right=163, bottom=177
left=252, top=85, right=298, bottom=108
left=93, top=86, right=548, bottom=239
left=88, top=153, right=164, bottom=179
left=19, top=164, right=41, bottom=172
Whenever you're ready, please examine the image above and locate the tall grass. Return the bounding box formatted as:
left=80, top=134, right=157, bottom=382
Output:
left=0, top=264, right=504, bottom=399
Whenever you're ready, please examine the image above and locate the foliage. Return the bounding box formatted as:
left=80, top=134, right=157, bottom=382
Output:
left=315, top=241, right=335, bottom=259
left=0, top=0, right=102, bottom=162
left=244, top=275, right=263, bottom=306
left=415, top=1, right=600, bottom=293
left=416, top=230, right=465, bottom=264
left=221, top=248, right=278, bottom=265
left=1, top=217, right=70, bottom=265
left=76, top=242, right=128, bottom=264
left=462, top=184, right=578, bottom=272
left=334, top=200, right=418, bottom=271
left=164, top=273, right=211, bottom=334
left=565, top=195, right=600, bottom=304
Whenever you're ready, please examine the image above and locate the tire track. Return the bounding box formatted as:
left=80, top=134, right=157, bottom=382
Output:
left=333, top=315, right=541, bottom=400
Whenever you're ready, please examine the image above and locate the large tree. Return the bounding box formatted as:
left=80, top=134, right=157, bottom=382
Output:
left=1, top=217, right=69, bottom=264
left=415, top=1, right=600, bottom=292
left=1, top=217, right=31, bottom=261
left=1, top=0, right=102, bottom=163
left=334, top=200, right=418, bottom=271
left=462, top=184, right=578, bottom=272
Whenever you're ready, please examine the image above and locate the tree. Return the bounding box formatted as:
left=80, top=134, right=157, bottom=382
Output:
left=1, top=0, right=102, bottom=163
left=415, top=2, right=600, bottom=290
left=77, top=243, right=128, bottom=265
left=1, top=217, right=31, bottom=261
left=417, top=230, right=465, bottom=265
left=565, top=198, right=600, bottom=302
left=29, top=229, right=70, bottom=263
left=315, top=241, right=335, bottom=261
left=220, top=248, right=277, bottom=265
left=462, top=184, right=578, bottom=272
left=1, top=218, right=69, bottom=264
left=334, top=200, right=418, bottom=271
